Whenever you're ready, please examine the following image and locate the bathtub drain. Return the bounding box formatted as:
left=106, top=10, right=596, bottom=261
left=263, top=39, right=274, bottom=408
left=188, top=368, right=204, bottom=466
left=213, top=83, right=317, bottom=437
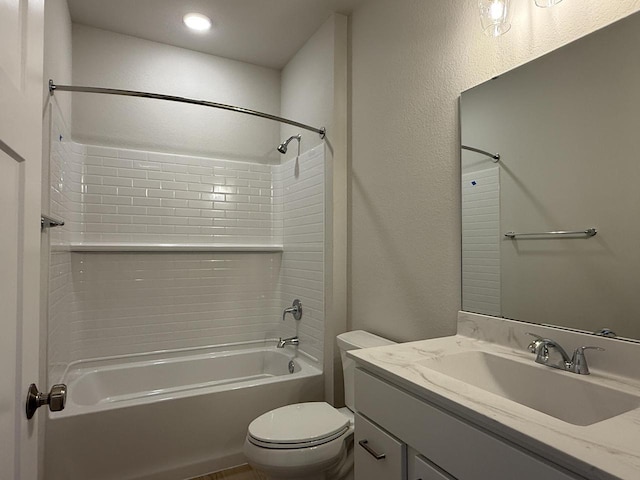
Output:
left=288, top=360, right=295, bottom=374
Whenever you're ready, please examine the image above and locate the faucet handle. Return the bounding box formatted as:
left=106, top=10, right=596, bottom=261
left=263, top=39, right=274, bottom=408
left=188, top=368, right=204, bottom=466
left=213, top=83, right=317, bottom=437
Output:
left=573, top=346, right=605, bottom=358
left=576, top=346, right=605, bottom=353
left=571, top=346, right=605, bottom=375
left=525, top=332, right=545, bottom=353
left=282, top=299, right=303, bottom=321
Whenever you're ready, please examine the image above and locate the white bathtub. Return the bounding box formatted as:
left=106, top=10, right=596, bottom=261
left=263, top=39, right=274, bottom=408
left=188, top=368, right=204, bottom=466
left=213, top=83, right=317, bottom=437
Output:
left=45, top=342, right=323, bottom=480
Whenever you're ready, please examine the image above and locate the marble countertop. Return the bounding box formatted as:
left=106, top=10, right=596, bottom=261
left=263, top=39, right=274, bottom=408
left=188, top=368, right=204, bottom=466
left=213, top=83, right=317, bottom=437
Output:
left=348, top=313, right=640, bottom=480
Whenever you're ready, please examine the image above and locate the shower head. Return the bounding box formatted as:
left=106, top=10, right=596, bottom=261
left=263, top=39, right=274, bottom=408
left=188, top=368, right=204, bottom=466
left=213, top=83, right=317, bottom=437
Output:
left=277, top=134, right=302, bottom=154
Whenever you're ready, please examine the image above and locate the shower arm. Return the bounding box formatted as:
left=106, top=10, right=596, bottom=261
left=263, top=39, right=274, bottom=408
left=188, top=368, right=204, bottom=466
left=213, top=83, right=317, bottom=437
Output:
left=277, top=134, right=302, bottom=154
left=49, top=80, right=326, bottom=139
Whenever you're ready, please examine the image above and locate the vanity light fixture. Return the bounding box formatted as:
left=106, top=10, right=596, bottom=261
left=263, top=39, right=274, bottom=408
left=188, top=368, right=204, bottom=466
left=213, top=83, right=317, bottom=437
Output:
left=479, top=0, right=563, bottom=37
left=183, top=13, right=212, bottom=32
left=478, top=0, right=512, bottom=37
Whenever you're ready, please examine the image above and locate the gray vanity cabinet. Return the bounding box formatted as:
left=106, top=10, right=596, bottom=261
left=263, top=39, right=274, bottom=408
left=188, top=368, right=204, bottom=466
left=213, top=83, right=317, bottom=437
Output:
left=414, top=454, right=456, bottom=480
left=354, top=412, right=406, bottom=480
left=354, top=368, right=584, bottom=480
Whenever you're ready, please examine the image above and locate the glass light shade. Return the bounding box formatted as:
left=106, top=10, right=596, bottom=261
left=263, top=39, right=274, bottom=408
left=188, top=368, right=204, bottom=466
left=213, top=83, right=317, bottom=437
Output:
left=478, top=0, right=512, bottom=37
left=535, top=0, right=563, bottom=7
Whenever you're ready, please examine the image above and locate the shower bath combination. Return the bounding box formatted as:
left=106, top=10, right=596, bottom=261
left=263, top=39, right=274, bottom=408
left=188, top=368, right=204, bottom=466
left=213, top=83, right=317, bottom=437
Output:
left=45, top=78, right=327, bottom=480
left=277, top=134, right=302, bottom=155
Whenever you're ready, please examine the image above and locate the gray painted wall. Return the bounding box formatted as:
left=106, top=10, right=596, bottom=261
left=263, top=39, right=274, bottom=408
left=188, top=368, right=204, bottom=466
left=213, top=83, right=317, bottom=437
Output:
left=71, top=24, right=281, bottom=163
left=349, top=0, right=640, bottom=342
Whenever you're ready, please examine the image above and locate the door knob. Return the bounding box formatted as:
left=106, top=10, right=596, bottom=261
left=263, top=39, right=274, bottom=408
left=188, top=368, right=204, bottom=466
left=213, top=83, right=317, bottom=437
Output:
left=26, top=383, right=67, bottom=419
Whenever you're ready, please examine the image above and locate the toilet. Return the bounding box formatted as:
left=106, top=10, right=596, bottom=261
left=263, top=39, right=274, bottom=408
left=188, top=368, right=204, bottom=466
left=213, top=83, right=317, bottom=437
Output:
left=243, top=331, right=395, bottom=480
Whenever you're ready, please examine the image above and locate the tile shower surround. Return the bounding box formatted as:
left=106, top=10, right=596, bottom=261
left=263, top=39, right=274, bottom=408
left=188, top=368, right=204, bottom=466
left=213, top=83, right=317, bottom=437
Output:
left=64, top=252, right=283, bottom=356
left=461, top=168, right=501, bottom=317
left=48, top=119, right=325, bottom=383
left=60, top=143, right=280, bottom=245
left=49, top=106, right=80, bottom=246
left=277, top=151, right=325, bottom=362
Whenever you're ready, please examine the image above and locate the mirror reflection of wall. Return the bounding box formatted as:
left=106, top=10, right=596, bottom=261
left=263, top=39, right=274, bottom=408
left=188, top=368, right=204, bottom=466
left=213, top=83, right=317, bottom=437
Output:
left=461, top=11, right=640, bottom=340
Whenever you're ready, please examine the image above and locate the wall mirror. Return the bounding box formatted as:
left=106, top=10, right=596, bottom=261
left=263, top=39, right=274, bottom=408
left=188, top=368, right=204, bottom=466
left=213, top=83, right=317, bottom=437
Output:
left=460, top=11, right=640, bottom=341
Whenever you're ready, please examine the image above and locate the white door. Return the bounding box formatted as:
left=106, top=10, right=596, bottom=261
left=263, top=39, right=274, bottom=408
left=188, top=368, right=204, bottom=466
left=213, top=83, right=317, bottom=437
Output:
left=0, top=0, right=45, bottom=479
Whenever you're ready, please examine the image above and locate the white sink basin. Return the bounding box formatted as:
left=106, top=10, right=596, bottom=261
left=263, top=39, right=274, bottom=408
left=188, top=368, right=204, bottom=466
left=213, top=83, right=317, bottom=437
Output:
left=418, top=351, right=640, bottom=426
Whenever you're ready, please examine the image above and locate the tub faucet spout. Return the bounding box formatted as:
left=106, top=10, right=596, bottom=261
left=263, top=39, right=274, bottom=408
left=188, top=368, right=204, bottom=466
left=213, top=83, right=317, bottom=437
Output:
left=277, top=336, right=299, bottom=348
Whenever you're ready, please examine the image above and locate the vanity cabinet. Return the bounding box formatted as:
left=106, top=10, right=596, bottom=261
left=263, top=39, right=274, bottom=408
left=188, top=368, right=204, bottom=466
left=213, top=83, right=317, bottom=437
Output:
left=354, top=412, right=406, bottom=480
left=414, top=454, right=456, bottom=480
left=354, top=368, right=584, bottom=480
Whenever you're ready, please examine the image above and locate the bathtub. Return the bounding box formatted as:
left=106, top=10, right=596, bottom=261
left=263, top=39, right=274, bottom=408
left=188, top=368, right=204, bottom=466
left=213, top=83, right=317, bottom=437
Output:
left=45, top=342, right=323, bottom=480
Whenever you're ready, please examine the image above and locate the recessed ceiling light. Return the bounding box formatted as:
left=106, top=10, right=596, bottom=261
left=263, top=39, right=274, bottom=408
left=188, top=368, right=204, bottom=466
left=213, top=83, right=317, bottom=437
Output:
left=183, top=13, right=212, bottom=32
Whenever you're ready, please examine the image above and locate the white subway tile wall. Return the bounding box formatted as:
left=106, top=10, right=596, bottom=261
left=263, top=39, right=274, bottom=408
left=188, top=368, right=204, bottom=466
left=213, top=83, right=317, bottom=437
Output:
left=78, top=145, right=280, bottom=244
left=49, top=105, right=83, bottom=245
left=48, top=251, right=73, bottom=384
left=462, top=168, right=501, bottom=317
left=47, top=109, right=325, bottom=382
left=276, top=146, right=325, bottom=363
left=65, top=252, right=282, bottom=361
left=48, top=106, right=79, bottom=384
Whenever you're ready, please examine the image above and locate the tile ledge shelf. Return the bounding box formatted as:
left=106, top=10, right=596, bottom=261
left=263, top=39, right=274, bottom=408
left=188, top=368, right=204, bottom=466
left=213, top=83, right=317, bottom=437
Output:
left=52, top=243, right=284, bottom=253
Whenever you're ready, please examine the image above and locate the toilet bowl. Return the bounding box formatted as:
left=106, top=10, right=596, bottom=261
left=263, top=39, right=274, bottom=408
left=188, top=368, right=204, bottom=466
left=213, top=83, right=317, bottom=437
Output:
left=243, top=331, right=394, bottom=480
left=244, top=403, right=354, bottom=480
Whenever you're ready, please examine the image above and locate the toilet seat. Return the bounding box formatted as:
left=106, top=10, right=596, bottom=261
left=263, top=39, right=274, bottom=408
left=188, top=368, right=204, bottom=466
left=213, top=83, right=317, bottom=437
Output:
left=248, top=402, right=350, bottom=449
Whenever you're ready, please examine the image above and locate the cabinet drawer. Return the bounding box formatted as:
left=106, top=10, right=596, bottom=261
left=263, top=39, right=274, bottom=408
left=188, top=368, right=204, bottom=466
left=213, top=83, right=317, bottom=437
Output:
left=354, top=412, right=406, bottom=480
left=355, top=369, right=582, bottom=480
left=414, top=455, right=456, bottom=480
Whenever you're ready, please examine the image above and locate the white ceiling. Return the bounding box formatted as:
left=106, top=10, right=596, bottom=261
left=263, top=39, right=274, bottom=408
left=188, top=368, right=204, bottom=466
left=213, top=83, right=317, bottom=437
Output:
left=67, top=0, right=364, bottom=69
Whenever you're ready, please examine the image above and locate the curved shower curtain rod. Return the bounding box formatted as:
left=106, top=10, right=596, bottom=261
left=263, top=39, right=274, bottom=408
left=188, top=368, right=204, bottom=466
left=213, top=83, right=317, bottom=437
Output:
left=461, top=145, right=500, bottom=163
left=48, top=80, right=326, bottom=138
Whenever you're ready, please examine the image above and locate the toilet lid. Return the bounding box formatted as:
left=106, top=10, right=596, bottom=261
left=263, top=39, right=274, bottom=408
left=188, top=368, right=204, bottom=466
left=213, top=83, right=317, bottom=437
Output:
left=248, top=402, right=350, bottom=447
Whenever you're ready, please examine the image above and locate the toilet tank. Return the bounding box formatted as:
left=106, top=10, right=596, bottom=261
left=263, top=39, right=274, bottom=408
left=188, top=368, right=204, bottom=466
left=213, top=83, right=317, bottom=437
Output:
left=337, top=331, right=395, bottom=411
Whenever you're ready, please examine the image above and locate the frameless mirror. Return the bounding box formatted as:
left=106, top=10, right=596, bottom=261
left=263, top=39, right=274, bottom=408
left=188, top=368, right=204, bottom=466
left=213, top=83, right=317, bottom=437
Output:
left=460, top=11, right=640, bottom=341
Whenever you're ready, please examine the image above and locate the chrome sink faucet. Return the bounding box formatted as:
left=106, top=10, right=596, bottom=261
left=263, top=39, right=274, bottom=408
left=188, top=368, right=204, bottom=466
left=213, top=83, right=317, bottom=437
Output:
left=277, top=336, right=299, bottom=348
left=526, top=333, right=604, bottom=375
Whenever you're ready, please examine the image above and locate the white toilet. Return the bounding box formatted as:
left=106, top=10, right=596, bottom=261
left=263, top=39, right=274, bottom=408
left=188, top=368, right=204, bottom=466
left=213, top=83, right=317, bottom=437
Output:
left=243, top=330, right=394, bottom=480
